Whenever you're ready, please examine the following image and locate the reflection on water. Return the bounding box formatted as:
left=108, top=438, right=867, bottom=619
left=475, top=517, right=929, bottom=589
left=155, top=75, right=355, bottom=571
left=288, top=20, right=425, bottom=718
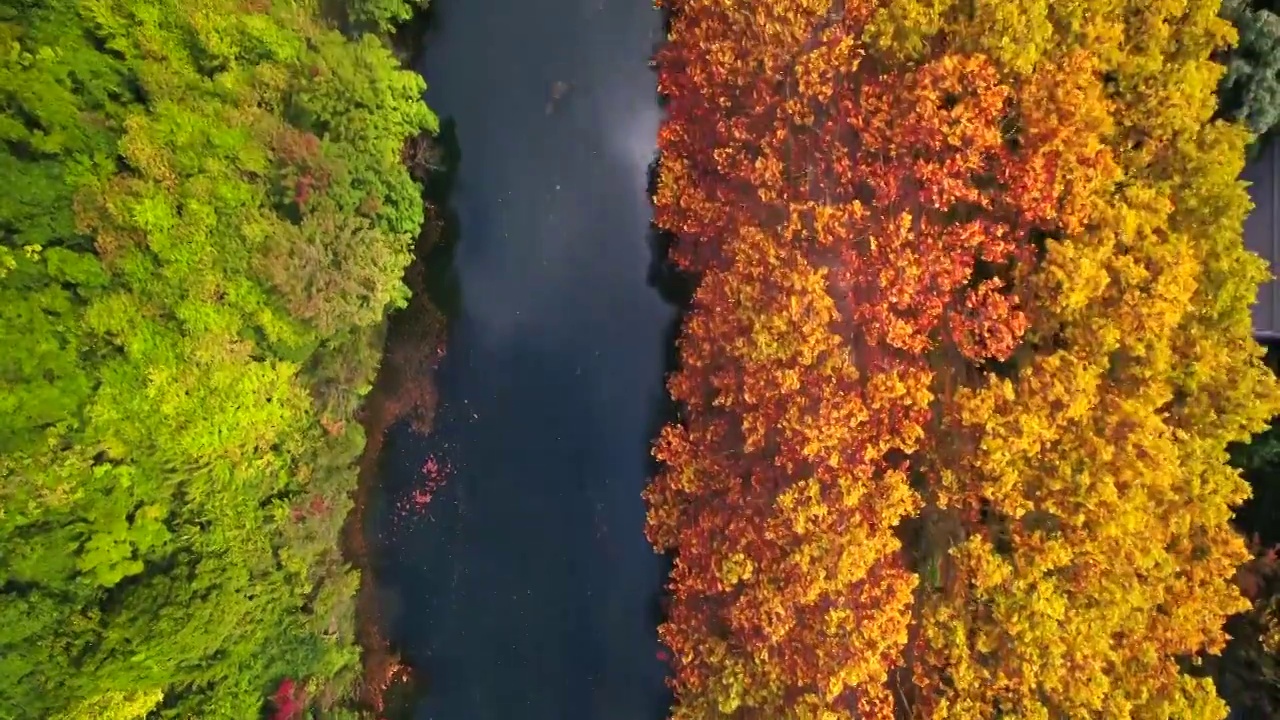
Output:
left=368, top=1, right=676, bottom=719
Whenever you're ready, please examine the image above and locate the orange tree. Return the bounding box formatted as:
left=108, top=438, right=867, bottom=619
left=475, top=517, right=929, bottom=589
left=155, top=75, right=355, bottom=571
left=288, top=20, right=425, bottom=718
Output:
left=651, top=0, right=1090, bottom=716
left=646, top=0, right=1280, bottom=717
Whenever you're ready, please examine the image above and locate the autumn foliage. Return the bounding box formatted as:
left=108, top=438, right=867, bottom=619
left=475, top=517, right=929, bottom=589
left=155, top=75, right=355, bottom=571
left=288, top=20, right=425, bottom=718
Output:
left=271, top=678, right=306, bottom=720
left=646, top=0, right=1280, bottom=717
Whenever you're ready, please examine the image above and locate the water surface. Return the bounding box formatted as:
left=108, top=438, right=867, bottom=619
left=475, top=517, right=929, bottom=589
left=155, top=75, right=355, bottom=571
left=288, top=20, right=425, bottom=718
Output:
left=372, top=1, right=675, bottom=718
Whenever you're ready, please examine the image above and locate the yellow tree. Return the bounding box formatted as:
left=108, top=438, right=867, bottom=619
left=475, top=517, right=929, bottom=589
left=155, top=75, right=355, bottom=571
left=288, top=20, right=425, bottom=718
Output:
left=855, top=1, right=1280, bottom=718
left=651, top=0, right=1280, bottom=717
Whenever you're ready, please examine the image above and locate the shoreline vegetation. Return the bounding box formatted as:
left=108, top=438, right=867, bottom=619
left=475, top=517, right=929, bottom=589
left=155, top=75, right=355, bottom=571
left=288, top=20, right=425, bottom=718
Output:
left=0, top=0, right=444, bottom=717
left=341, top=2, right=452, bottom=718
left=346, top=130, right=451, bottom=717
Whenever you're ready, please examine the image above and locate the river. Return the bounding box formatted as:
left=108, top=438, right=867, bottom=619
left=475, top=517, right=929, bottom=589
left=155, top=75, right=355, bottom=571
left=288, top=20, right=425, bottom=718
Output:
left=368, top=1, right=676, bottom=718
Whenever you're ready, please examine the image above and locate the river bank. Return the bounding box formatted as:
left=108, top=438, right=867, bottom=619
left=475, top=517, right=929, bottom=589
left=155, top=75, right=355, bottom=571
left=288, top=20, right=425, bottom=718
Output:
left=345, top=243, right=450, bottom=715
left=344, top=71, right=458, bottom=720
left=337, top=4, right=462, bottom=714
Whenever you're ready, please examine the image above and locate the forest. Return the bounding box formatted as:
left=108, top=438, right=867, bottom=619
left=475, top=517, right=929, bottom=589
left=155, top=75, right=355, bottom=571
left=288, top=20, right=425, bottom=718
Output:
left=10, top=0, right=1280, bottom=717
left=0, top=0, right=437, bottom=717
left=644, top=0, right=1280, bottom=718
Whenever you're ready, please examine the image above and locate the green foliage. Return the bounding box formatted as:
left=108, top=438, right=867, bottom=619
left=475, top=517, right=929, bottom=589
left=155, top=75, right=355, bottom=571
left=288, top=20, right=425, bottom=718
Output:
left=0, top=0, right=434, bottom=717
left=1221, top=0, right=1280, bottom=139
left=55, top=689, right=165, bottom=720
left=258, top=206, right=414, bottom=335
left=1233, top=421, right=1280, bottom=471
left=346, top=0, right=427, bottom=34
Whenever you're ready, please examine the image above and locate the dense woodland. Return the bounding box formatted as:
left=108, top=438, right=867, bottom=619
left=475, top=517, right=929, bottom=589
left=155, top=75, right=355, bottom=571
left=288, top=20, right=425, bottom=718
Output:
left=646, top=0, right=1280, bottom=718
left=10, top=0, right=1280, bottom=717
left=0, top=0, right=436, bottom=717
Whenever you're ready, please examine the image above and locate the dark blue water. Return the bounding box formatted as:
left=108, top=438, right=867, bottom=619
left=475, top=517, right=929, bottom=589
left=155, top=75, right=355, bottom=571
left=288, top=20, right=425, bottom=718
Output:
left=371, top=1, right=675, bottom=718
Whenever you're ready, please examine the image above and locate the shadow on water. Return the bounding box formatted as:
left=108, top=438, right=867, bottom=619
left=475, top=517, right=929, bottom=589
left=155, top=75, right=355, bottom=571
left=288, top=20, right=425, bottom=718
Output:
left=1232, top=341, right=1280, bottom=548
left=640, top=156, right=692, bottom=663
left=418, top=118, right=464, bottom=319
left=639, top=0, right=694, bottom=682
left=347, top=109, right=465, bottom=718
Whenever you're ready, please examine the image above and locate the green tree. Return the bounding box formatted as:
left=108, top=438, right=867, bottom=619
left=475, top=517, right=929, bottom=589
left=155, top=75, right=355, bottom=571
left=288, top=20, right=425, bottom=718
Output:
left=0, top=0, right=437, bottom=717
left=1220, top=0, right=1280, bottom=142
left=346, top=0, right=427, bottom=34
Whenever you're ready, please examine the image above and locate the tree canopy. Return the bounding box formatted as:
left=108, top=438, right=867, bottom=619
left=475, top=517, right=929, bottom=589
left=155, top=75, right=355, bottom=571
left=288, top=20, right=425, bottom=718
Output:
left=1219, top=0, right=1280, bottom=143
left=0, top=0, right=435, bottom=717
left=647, top=0, right=1280, bottom=717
